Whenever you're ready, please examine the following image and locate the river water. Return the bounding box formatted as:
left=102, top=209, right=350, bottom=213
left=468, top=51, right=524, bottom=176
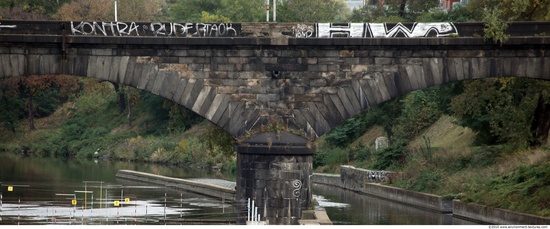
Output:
left=0, top=153, right=477, bottom=225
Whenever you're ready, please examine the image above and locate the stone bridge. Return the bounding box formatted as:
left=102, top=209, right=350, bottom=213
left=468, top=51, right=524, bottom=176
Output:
left=1, top=20, right=550, bottom=224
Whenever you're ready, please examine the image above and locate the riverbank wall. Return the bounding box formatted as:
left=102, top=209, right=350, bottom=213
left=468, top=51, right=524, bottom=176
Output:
left=312, top=166, right=451, bottom=213
left=116, top=170, right=236, bottom=201
left=311, top=165, right=550, bottom=224
left=453, top=200, right=550, bottom=225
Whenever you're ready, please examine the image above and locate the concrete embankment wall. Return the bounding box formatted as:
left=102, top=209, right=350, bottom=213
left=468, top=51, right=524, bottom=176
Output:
left=116, top=170, right=236, bottom=201
left=453, top=200, right=550, bottom=225
left=312, top=165, right=550, bottom=224
left=312, top=166, right=451, bottom=213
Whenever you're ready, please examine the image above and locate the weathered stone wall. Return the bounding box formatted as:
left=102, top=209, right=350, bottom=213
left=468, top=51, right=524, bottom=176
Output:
left=237, top=153, right=312, bottom=225
left=2, top=39, right=549, bottom=138
left=235, top=132, right=314, bottom=225
left=1, top=21, right=550, bottom=138
left=453, top=200, right=550, bottom=225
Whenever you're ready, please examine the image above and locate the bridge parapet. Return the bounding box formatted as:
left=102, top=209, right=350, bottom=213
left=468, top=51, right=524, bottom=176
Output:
left=2, top=20, right=550, bottom=38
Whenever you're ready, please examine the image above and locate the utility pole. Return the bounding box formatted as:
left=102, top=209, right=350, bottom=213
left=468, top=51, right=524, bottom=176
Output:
left=114, top=1, right=118, bottom=22
left=273, top=0, right=277, bottom=22
left=266, top=0, right=270, bottom=22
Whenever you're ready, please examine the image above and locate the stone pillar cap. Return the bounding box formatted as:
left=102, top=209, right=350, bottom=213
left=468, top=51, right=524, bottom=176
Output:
left=236, top=131, right=315, bottom=155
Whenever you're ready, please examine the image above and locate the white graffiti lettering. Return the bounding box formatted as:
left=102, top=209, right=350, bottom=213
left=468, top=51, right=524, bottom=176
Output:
left=314, top=22, right=458, bottom=38
left=70, top=21, right=140, bottom=36
left=192, top=23, right=238, bottom=37
left=316, top=23, right=365, bottom=38
left=292, top=24, right=314, bottom=38
left=366, top=170, right=391, bottom=183
left=0, top=22, right=17, bottom=30
left=70, top=21, right=239, bottom=37
left=368, top=23, right=458, bottom=37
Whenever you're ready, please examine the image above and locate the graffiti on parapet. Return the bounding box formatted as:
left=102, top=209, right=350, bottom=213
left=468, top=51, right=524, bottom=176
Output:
left=292, top=24, right=314, bottom=38
left=314, top=22, right=458, bottom=38
left=0, top=22, right=17, bottom=30
left=70, top=21, right=240, bottom=37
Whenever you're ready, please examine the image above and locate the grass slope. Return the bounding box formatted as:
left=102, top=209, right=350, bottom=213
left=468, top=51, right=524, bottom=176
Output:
left=381, top=115, right=549, bottom=217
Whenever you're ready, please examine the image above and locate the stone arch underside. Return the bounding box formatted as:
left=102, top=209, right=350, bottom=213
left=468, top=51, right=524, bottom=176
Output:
left=1, top=43, right=549, bottom=139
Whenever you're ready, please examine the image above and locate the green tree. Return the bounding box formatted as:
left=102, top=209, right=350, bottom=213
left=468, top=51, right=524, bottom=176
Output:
left=219, top=0, right=263, bottom=22
left=416, top=5, right=474, bottom=22
left=200, top=11, right=231, bottom=23
left=393, top=89, right=443, bottom=141
left=482, top=7, right=510, bottom=45
left=0, top=0, right=70, bottom=19
left=162, top=99, right=203, bottom=133
left=168, top=0, right=220, bottom=22
left=53, top=0, right=165, bottom=21
left=276, top=0, right=349, bottom=22
left=168, top=0, right=263, bottom=22
left=384, top=0, right=439, bottom=21
left=451, top=78, right=550, bottom=146
left=0, top=75, right=80, bottom=131
left=467, top=0, right=550, bottom=21
left=0, top=84, right=25, bottom=132
left=349, top=4, right=384, bottom=22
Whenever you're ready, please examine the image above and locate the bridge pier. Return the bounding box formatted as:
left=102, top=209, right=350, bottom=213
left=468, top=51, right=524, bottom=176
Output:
left=235, top=132, right=314, bottom=225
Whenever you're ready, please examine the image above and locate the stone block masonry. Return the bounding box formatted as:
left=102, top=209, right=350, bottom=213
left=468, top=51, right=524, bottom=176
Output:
left=1, top=20, right=550, bottom=139
left=235, top=132, right=314, bottom=225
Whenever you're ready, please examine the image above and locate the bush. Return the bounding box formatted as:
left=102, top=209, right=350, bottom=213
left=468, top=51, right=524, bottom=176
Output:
left=406, top=169, right=442, bottom=192
left=483, top=162, right=550, bottom=216
left=314, top=147, right=349, bottom=168
left=351, top=144, right=373, bottom=162
left=325, top=105, right=393, bottom=148
left=325, top=115, right=370, bottom=148
left=373, top=140, right=407, bottom=170
left=393, top=89, right=443, bottom=140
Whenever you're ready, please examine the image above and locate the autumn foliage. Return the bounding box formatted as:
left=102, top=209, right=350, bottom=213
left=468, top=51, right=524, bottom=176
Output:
left=0, top=75, right=80, bottom=131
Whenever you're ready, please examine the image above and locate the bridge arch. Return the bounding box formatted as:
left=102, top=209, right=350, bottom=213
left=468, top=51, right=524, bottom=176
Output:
left=1, top=21, right=549, bottom=140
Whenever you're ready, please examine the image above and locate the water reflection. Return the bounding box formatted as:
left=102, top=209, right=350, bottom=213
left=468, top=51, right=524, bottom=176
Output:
left=312, top=183, right=478, bottom=225
left=0, top=153, right=236, bottom=225
left=1, top=153, right=480, bottom=225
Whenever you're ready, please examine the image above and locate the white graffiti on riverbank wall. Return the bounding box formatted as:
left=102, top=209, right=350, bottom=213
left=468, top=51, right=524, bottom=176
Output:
left=308, top=22, right=458, bottom=38
left=70, top=21, right=238, bottom=37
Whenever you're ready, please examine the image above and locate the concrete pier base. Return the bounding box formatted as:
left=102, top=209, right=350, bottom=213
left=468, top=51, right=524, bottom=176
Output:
left=235, top=132, right=314, bottom=225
